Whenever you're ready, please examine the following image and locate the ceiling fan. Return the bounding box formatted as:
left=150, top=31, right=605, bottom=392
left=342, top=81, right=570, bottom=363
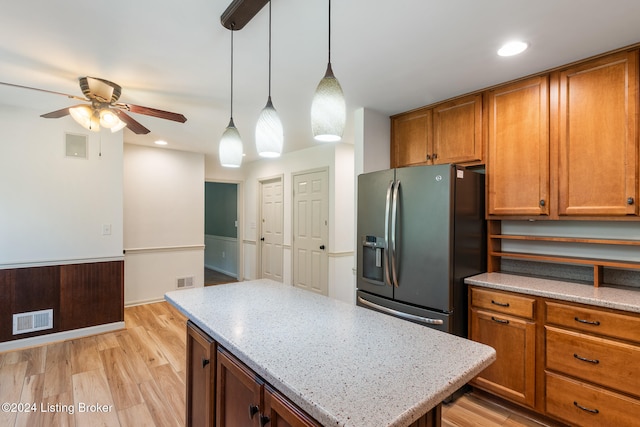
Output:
left=0, top=76, right=187, bottom=134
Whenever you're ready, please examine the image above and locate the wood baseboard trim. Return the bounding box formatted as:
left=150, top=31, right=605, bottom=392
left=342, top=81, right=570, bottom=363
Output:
left=0, top=321, right=125, bottom=354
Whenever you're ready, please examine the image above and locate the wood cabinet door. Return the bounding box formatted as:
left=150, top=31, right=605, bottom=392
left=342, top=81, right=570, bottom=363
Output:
left=216, top=348, right=262, bottom=427
left=487, top=76, right=550, bottom=216
left=263, top=385, right=321, bottom=427
left=391, top=108, right=432, bottom=167
left=557, top=50, right=638, bottom=216
left=186, top=322, right=216, bottom=427
left=470, top=308, right=536, bottom=408
left=432, top=93, right=483, bottom=164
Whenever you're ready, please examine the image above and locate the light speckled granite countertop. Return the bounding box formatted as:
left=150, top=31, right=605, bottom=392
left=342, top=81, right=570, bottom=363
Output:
left=466, top=272, right=640, bottom=314
left=165, top=279, right=495, bottom=427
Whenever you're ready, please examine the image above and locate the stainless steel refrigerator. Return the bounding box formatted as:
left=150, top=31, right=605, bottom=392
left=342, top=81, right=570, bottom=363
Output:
left=356, top=164, right=485, bottom=337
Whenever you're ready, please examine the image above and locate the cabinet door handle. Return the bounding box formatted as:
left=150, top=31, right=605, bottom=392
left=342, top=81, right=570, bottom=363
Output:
left=432, top=153, right=438, bottom=160
left=573, top=353, right=599, bottom=364
left=249, top=404, right=259, bottom=419
left=491, top=316, right=509, bottom=324
left=628, top=197, right=635, bottom=205
left=260, top=415, right=271, bottom=426
left=491, top=300, right=510, bottom=307
left=574, top=316, right=600, bottom=326
left=573, top=401, right=599, bottom=414
left=201, top=358, right=210, bottom=368
left=539, top=199, right=545, bottom=207
left=426, top=154, right=432, bottom=160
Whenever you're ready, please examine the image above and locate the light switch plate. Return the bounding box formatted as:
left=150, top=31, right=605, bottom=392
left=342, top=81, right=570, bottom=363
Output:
left=102, top=224, right=112, bottom=235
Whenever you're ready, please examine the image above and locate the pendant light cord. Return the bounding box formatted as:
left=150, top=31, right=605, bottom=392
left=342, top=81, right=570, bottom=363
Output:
left=268, top=1, right=272, bottom=98
left=230, top=23, right=235, bottom=120
left=328, top=0, right=332, bottom=64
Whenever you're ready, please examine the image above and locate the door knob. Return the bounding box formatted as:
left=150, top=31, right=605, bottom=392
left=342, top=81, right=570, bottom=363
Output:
left=260, top=415, right=271, bottom=426
left=260, top=237, right=265, bottom=241
left=201, top=358, right=210, bottom=368
left=319, top=245, right=325, bottom=250
left=248, top=404, right=259, bottom=419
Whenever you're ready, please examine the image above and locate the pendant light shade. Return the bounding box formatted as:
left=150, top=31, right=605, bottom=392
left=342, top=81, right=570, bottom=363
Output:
left=256, top=1, right=283, bottom=158
left=219, top=118, right=244, bottom=167
left=256, top=97, right=283, bottom=157
left=311, top=63, right=345, bottom=142
left=219, top=24, right=243, bottom=168
left=311, top=0, right=345, bottom=142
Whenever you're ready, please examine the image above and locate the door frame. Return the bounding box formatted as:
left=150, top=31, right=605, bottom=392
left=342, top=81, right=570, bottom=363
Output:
left=204, top=178, right=244, bottom=282
left=291, top=167, right=329, bottom=295
left=257, top=174, right=284, bottom=280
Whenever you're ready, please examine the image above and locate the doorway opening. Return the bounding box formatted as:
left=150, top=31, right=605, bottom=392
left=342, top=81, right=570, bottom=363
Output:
left=204, top=181, right=242, bottom=286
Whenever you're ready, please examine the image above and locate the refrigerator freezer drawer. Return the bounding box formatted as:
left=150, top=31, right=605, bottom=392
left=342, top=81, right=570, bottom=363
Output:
left=356, top=290, right=451, bottom=333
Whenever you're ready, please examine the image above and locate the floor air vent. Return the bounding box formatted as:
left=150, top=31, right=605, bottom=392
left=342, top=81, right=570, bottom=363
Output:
left=177, top=276, right=194, bottom=289
left=13, top=309, right=53, bottom=335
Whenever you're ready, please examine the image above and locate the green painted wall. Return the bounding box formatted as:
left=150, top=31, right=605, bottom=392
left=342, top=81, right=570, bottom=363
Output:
left=205, top=182, right=237, bottom=238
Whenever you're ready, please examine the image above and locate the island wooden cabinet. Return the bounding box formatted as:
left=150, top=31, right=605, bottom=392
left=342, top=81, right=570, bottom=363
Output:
left=486, top=75, right=550, bottom=217
left=468, top=287, right=537, bottom=408
left=217, top=347, right=320, bottom=427
left=556, top=50, right=638, bottom=217
left=391, top=94, right=483, bottom=168
left=186, top=321, right=216, bottom=427
left=186, top=323, right=321, bottom=427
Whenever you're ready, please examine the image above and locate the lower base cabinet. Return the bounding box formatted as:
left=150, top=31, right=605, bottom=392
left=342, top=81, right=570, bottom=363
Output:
left=469, top=286, right=640, bottom=427
left=186, top=321, right=320, bottom=427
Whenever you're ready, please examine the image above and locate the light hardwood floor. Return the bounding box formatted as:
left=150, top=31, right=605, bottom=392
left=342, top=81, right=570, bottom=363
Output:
left=0, top=302, right=556, bottom=427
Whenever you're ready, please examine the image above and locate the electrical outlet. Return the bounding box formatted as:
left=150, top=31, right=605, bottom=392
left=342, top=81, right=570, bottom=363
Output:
left=102, top=224, right=112, bottom=235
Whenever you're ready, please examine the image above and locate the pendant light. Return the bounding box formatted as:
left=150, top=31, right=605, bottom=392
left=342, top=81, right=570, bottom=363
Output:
left=255, top=0, right=283, bottom=158
left=219, top=24, right=244, bottom=168
left=311, top=0, right=345, bottom=142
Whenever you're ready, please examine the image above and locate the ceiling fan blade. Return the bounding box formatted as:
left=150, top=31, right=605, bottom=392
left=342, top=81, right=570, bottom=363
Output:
left=40, top=104, right=87, bottom=119
left=118, top=103, right=187, bottom=123
left=0, top=81, right=87, bottom=101
left=115, top=110, right=150, bottom=134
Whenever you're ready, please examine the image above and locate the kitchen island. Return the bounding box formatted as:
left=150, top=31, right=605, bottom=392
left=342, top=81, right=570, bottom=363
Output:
left=165, top=279, right=495, bottom=427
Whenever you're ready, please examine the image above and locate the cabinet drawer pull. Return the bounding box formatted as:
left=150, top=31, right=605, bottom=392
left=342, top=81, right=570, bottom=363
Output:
left=491, top=316, right=509, bottom=324
left=574, top=316, right=600, bottom=326
left=491, top=300, right=510, bottom=307
left=260, top=415, right=271, bottom=426
left=249, top=404, right=259, bottom=419
left=573, top=401, right=599, bottom=414
left=573, top=353, right=599, bottom=364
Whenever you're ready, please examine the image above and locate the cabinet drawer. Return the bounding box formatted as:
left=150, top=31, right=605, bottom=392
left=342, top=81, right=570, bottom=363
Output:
left=546, top=371, right=640, bottom=427
left=470, top=288, right=535, bottom=319
left=546, top=326, right=640, bottom=398
left=546, top=301, right=640, bottom=344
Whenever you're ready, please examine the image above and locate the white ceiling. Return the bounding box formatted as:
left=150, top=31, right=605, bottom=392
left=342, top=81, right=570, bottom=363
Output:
left=2, top=1, right=640, bottom=164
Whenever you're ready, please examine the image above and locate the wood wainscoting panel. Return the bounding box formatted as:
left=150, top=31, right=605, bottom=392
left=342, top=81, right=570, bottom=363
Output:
left=59, top=261, right=124, bottom=331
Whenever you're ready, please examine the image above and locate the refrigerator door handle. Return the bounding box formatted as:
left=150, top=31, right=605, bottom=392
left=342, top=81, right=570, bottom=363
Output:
left=383, top=180, right=394, bottom=287
left=390, top=180, right=400, bottom=287
left=357, top=296, right=444, bottom=325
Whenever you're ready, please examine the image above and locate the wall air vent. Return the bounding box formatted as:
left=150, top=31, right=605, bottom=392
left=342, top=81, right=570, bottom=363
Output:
left=13, top=309, right=53, bottom=335
left=177, top=276, right=194, bottom=289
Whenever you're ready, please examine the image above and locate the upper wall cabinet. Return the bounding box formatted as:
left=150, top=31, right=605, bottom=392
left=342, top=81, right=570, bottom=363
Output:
left=556, top=50, right=638, bottom=217
left=391, top=94, right=483, bottom=168
left=487, top=76, right=550, bottom=217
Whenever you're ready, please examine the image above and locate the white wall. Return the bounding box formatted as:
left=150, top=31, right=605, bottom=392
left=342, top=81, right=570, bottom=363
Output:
left=0, top=105, right=123, bottom=267
left=205, top=142, right=356, bottom=303
left=123, top=144, right=204, bottom=305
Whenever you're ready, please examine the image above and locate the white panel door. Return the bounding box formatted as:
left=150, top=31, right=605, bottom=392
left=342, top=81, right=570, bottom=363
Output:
left=293, top=169, right=328, bottom=295
left=260, top=177, right=283, bottom=282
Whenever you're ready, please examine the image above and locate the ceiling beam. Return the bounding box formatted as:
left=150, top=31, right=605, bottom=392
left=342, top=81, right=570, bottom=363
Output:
left=220, top=0, right=269, bottom=30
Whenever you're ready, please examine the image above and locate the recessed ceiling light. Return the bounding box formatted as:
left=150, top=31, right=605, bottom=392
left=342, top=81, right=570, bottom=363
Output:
left=154, top=140, right=168, bottom=146
left=498, top=41, right=529, bottom=57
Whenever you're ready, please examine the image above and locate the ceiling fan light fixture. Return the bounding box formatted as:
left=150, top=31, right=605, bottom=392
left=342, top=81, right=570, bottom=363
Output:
left=69, top=105, right=100, bottom=132
left=219, top=118, right=244, bottom=167
left=99, top=108, right=122, bottom=129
